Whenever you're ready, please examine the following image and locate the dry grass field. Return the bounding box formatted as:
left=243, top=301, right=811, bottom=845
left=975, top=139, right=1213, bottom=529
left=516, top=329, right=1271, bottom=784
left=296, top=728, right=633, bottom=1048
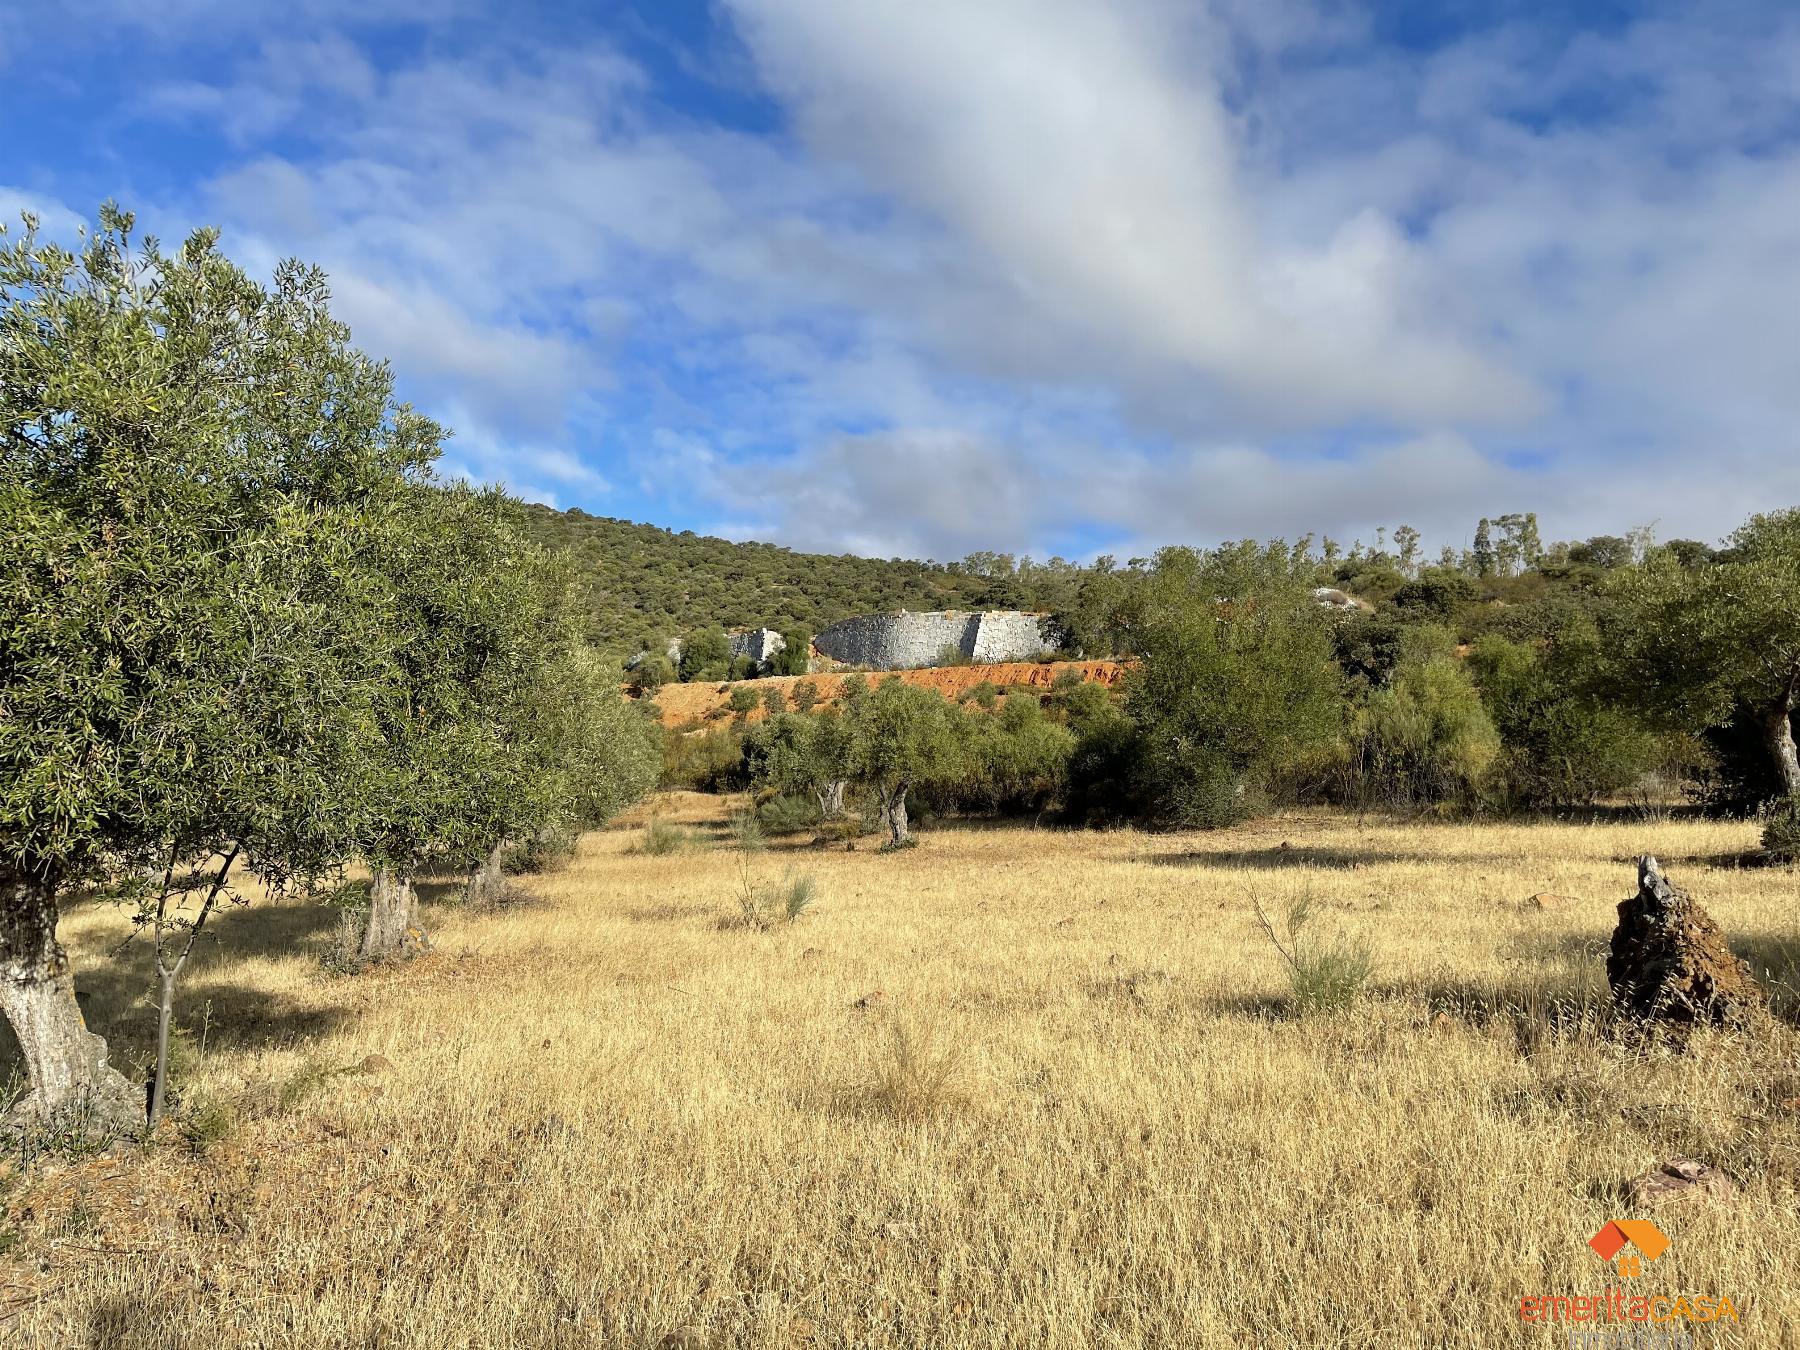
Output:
left=4, top=794, right=1798, bottom=1348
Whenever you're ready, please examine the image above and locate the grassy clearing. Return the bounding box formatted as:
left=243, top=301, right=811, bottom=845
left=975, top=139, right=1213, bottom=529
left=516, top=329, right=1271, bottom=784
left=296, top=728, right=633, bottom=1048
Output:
left=3, top=793, right=1798, bottom=1347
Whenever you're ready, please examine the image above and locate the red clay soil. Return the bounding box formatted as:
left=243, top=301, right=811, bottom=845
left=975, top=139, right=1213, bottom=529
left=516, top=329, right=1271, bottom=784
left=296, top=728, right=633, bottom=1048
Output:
left=643, top=659, right=1134, bottom=729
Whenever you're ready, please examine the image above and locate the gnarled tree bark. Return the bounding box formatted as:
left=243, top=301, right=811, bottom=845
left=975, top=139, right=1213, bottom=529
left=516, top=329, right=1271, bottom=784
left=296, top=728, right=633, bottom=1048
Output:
left=816, top=779, right=847, bottom=820
left=359, top=868, right=429, bottom=963
left=1763, top=690, right=1800, bottom=798
left=881, top=782, right=911, bottom=846
left=0, top=866, right=140, bottom=1133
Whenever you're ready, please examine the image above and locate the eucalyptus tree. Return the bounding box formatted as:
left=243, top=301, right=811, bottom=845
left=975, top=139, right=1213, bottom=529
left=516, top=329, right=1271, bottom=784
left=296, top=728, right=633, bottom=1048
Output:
left=0, top=206, right=434, bottom=1128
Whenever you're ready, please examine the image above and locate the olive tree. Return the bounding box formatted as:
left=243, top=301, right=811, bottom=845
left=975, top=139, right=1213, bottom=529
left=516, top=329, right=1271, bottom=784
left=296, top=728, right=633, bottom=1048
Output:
left=0, top=206, right=432, bottom=1128
left=355, top=486, right=659, bottom=948
left=743, top=708, right=853, bottom=819
left=844, top=678, right=965, bottom=845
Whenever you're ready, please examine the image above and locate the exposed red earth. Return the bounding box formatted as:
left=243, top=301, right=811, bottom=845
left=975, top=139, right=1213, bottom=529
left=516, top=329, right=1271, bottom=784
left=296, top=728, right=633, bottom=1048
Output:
left=643, top=659, right=1133, bottom=729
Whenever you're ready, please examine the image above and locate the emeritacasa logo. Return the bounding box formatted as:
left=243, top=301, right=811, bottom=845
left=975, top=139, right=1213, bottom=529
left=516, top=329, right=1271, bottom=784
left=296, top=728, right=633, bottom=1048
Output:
left=1518, top=1220, right=1740, bottom=1336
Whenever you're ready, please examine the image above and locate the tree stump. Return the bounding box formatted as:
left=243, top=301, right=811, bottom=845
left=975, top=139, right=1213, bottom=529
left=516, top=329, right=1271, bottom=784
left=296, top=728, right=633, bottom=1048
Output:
left=1606, top=856, right=1765, bottom=1029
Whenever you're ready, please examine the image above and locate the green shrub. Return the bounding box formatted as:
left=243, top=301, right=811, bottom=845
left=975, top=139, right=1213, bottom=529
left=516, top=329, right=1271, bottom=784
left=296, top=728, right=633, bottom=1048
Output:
left=635, top=820, right=696, bottom=856
left=1253, top=893, right=1373, bottom=1015
left=736, top=870, right=818, bottom=930
left=661, top=725, right=745, bottom=791
left=960, top=680, right=999, bottom=710
left=772, top=630, right=812, bottom=676
left=1127, top=544, right=1343, bottom=828
left=504, top=824, right=578, bottom=874
left=756, top=793, right=822, bottom=836
left=178, top=1092, right=239, bottom=1156
left=727, top=685, right=760, bottom=714
left=1763, top=799, right=1800, bottom=861
left=1353, top=657, right=1499, bottom=808
left=1468, top=632, right=1661, bottom=809
left=728, top=811, right=767, bottom=853
left=627, top=655, right=675, bottom=694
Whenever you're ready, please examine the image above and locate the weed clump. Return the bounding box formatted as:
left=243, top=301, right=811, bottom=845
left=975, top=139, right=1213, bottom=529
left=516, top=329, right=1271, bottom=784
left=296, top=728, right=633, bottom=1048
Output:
left=1253, top=892, right=1374, bottom=1015
left=634, top=820, right=697, bottom=856
left=866, top=1015, right=967, bottom=1121
left=756, top=793, right=822, bottom=837
left=736, top=871, right=818, bottom=931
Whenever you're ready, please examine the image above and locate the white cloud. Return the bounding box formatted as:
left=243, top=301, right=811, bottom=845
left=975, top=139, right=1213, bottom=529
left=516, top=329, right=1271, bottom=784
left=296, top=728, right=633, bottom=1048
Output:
left=724, top=0, right=1538, bottom=429
left=18, top=1, right=1800, bottom=561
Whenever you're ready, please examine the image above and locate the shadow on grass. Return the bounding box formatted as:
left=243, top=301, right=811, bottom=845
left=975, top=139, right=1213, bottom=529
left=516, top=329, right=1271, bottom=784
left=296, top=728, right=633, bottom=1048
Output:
left=1607, top=848, right=1790, bottom=871
left=1192, top=976, right=1614, bottom=1043
left=0, top=896, right=353, bottom=1090
left=1148, top=845, right=1483, bottom=871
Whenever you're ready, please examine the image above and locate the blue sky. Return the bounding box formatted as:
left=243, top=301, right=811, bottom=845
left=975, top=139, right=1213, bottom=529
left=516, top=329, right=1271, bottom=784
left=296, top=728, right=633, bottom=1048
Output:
left=6, top=0, right=1799, bottom=562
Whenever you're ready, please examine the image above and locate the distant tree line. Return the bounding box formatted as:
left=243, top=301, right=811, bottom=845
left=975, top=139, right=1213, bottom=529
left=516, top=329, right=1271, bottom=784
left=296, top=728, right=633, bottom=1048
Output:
left=666, top=518, right=1800, bottom=849
left=0, top=208, right=657, bottom=1137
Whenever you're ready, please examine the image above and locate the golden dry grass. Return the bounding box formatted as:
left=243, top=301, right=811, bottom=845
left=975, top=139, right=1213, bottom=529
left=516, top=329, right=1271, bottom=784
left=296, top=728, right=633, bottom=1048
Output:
left=5, top=794, right=1799, bottom=1348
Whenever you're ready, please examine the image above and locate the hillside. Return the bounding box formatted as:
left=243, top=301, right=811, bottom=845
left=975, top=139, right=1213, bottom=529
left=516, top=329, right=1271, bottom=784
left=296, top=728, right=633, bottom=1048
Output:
left=515, top=505, right=1085, bottom=658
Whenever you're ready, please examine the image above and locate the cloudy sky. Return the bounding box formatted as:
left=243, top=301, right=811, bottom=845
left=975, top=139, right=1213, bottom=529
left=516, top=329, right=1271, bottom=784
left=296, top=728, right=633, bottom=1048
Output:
left=5, top=0, right=1798, bottom=561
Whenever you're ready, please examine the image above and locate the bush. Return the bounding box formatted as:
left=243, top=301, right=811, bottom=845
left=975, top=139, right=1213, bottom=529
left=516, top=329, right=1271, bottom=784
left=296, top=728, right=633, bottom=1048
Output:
left=1127, top=544, right=1344, bottom=828
left=960, top=680, right=999, bottom=709
left=864, top=1015, right=967, bottom=1121
left=728, top=811, right=767, bottom=853
left=1763, top=799, right=1800, bottom=861
left=762, top=686, right=788, bottom=716
left=504, top=824, right=578, bottom=874
left=735, top=870, right=818, bottom=930
left=1352, top=657, right=1499, bottom=808
left=1390, top=569, right=1477, bottom=623
left=626, top=655, right=675, bottom=694
left=791, top=680, right=821, bottom=713
left=1253, top=894, right=1373, bottom=1015
left=772, top=630, right=812, bottom=677
left=678, top=628, right=731, bottom=682
left=1468, top=631, right=1663, bottom=809
left=662, top=725, right=745, bottom=791
left=756, top=793, right=822, bottom=836
left=635, top=820, right=696, bottom=856
left=727, top=685, right=760, bottom=714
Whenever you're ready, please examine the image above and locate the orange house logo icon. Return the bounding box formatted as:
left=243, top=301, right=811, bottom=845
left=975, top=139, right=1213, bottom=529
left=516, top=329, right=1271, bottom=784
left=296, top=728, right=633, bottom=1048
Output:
left=1588, top=1220, right=1670, bottom=1278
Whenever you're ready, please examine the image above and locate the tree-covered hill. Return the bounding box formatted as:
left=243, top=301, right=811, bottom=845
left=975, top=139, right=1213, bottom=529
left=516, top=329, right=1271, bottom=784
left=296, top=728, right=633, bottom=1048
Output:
left=515, top=504, right=1082, bottom=657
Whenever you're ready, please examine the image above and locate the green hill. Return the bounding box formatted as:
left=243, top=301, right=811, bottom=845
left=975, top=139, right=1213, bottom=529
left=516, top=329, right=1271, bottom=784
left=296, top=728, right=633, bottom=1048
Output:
left=515, top=505, right=1078, bottom=659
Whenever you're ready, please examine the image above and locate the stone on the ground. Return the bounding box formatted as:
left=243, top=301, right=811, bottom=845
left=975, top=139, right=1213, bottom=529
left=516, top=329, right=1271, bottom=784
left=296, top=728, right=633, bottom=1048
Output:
left=1627, top=1158, right=1735, bottom=1208
left=1526, top=892, right=1580, bottom=911
left=1605, top=856, right=1765, bottom=1028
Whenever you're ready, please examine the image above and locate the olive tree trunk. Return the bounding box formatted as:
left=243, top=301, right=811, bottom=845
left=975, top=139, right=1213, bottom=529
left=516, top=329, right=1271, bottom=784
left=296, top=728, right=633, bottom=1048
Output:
left=1765, top=693, right=1800, bottom=798
left=816, top=779, right=847, bottom=820
left=881, top=783, right=911, bottom=846
left=463, top=840, right=507, bottom=908
left=0, top=867, right=140, bottom=1132
left=359, top=868, right=428, bottom=963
